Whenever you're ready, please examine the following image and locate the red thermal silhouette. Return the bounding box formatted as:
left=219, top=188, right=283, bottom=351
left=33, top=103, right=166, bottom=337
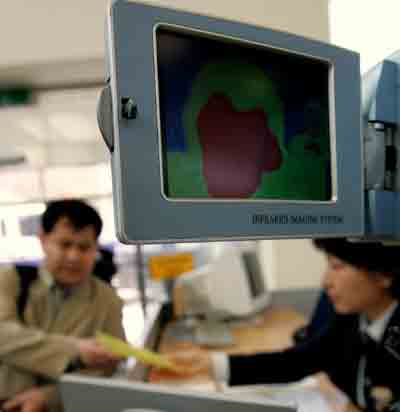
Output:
left=197, top=94, right=282, bottom=197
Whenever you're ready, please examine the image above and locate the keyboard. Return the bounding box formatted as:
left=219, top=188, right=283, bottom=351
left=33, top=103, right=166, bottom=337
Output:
left=194, top=320, right=234, bottom=347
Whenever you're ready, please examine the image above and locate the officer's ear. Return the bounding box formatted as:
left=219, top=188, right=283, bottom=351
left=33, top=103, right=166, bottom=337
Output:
left=384, top=274, right=400, bottom=299
left=376, top=273, right=393, bottom=290
left=383, top=276, right=392, bottom=288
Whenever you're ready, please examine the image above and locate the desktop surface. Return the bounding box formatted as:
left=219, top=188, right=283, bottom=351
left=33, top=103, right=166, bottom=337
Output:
left=148, top=305, right=358, bottom=412
left=148, top=306, right=306, bottom=387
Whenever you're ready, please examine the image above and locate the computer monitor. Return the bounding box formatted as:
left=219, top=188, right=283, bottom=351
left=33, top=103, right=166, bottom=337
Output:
left=174, top=246, right=270, bottom=320
left=99, top=0, right=362, bottom=243
left=60, top=375, right=295, bottom=412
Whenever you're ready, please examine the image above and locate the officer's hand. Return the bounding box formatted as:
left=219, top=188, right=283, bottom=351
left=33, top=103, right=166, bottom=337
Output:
left=165, top=349, right=212, bottom=377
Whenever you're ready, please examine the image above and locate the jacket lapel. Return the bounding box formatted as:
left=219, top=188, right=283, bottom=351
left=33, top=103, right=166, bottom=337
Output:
left=50, top=278, right=93, bottom=335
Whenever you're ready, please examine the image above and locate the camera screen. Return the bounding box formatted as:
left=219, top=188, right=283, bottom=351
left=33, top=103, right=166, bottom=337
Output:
left=156, top=27, right=332, bottom=201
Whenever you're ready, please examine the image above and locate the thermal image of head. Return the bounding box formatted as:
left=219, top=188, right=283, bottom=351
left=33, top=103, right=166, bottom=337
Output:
left=160, top=47, right=331, bottom=201
left=183, top=60, right=285, bottom=198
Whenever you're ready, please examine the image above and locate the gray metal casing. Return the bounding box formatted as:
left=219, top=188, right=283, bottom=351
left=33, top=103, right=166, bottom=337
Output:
left=362, top=50, right=400, bottom=239
left=60, top=375, right=295, bottom=412
left=105, top=0, right=363, bottom=243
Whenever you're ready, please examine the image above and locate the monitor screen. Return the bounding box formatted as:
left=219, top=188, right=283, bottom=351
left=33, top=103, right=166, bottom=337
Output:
left=156, top=27, right=332, bottom=201
left=175, top=246, right=270, bottom=319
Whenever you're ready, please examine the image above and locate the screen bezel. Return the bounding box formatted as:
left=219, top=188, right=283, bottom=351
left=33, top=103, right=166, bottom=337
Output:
left=107, top=0, right=363, bottom=243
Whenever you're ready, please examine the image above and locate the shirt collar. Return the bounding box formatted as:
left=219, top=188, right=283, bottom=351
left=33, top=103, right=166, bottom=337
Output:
left=38, top=266, right=92, bottom=299
left=39, top=266, right=55, bottom=289
left=359, top=302, right=398, bottom=342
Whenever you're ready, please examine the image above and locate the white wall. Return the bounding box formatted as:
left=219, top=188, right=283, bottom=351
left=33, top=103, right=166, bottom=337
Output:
left=144, top=0, right=330, bottom=40
left=0, top=0, right=329, bottom=86
left=259, top=240, right=327, bottom=290
left=0, top=0, right=329, bottom=65
left=0, top=1, right=108, bottom=67
left=329, top=0, right=400, bottom=73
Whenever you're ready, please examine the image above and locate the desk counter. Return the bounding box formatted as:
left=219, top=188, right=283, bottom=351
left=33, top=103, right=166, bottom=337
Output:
left=146, top=305, right=359, bottom=411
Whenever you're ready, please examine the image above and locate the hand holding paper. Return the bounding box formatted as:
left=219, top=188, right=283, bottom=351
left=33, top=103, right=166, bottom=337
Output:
left=95, top=332, right=181, bottom=373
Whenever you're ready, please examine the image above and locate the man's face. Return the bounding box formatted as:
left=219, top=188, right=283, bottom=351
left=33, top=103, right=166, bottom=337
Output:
left=322, top=255, right=393, bottom=318
left=39, top=217, right=98, bottom=287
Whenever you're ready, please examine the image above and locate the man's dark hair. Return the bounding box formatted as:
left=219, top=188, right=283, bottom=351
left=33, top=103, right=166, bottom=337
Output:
left=313, top=238, right=400, bottom=298
left=41, top=199, right=103, bottom=239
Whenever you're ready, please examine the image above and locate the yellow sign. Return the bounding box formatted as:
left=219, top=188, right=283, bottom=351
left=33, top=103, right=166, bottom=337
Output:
left=96, top=332, right=181, bottom=372
left=148, top=253, right=194, bottom=280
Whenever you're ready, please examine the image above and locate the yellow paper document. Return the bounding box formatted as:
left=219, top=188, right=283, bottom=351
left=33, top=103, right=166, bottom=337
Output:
left=96, top=332, right=180, bottom=372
